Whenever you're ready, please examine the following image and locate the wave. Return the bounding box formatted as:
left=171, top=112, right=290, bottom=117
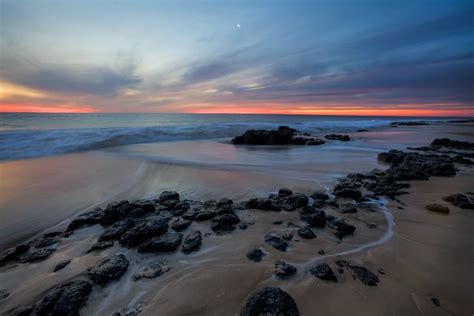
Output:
left=0, top=118, right=430, bottom=160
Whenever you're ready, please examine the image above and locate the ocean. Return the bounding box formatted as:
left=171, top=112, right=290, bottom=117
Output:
left=0, top=113, right=450, bottom=160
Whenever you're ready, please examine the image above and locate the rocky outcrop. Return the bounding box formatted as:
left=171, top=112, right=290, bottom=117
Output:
left=443, top=193, right=474, bottom=209
left=87, top=254, right=129, bottom=286
left=232, top=126, right=324, bottom=146
left=33, top=280, right=92, bottom=315
left=297, top=226, right=316, bottom=239
left=211, top=212, right=240, bottom=233
left=240, top=287, right=299, bottom=316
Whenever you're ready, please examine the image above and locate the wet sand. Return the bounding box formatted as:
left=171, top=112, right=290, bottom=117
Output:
left=1, top=122, right=473, bottom=315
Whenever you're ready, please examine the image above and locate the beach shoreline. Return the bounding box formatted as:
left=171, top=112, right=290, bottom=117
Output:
left=0, top=121, right=473, bottom=315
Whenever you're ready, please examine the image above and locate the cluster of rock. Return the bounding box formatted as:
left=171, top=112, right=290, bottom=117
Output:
left=232, top=126, right=326, bottom=146
left=443, top=193, right=474, bottom=209
left=1, top=137, right=472, bottom=315
left=231, top=126, right=353, bottom=146
left=409, top=138, right=474, bottom=162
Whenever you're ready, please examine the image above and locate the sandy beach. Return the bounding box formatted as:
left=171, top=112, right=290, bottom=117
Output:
left=0, top=121, right=473, bottom=315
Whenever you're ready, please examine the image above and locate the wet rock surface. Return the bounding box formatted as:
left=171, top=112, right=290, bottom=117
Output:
left=274, top=260, right=297, bottom=279
left=138, top=232, right=182, bottom=253
left=17, top=248, right=56, bottom=263
left=232, top=126, right=324, bottom=146
left=264, top=234, right=288, bottom=251
left=33, top=280, right=92, bottom=316
left=310, top=263, right=338, bottom=282
left=425, top=203, right=450, bottom=214
left=297, top=226, right=316, bottom=239
left=182, top=231, right=202, bottom=254
left=240, top=287, right=299, bottom=316
left=119, top=216, right=169, bottom=247
left=443, top=193, right=474, bottom=209
left=246, top=248, right=266, bottom=262
left=98, top=218, right=135, bottom=242
left=87, top=254, right=129, bottom=286
left=86, top=241, right=114, bottom=253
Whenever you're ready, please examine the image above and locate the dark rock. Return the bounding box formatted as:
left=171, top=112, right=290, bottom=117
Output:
left=240, top=287, right=299, bottom=316
left=216, top=203, right=234, bottom=215
left=325, top=134, right=350, bottom=141
left=425, top=203, right=450, bottom=214
left=195, top=209, right=217, bottom=221
left=33, top=280, right=92, bottom=315
left=53, top=259, right=72, bottom=272
left=98, top=218, right=134, bottom=241
left=0, top=289, right=9, bottom=299
left=318, top=249, right=325, bottom=255
left=217, top=198, right=233, bottom=207
left=138, top=232, right=182, bottom=252
left=159, top=191, right=180, bottom=204
left=182, top=207, right=201, bottom=220
left=286, top=193, right=309, bottom=208
left=340, top=202, right=357, bottom=214
left=391, top=121, right=429, bottom=126
left=101, top=201, right=132, bottom=226
left=171, top=219, right=192, bottom=232
left=300, top=209, right=327, bottom=228
left=246, top=248, right=265, bottom=262
left=182, top=231, right=202, bottom=254
left=278, top=188, right=293, bottom=197
left=274, top=260, right=297, bottom=279
left=297, top=226, right=316, bottom=239
left=0, top=244, right=30, bottom=267
left=349, top=265, right=379, bottom=286
left=264, top=234, right=288, bottom=251
left=310, top=191, right=329, bottom=200
left=67, top=208, right=104, bottom=231
left=211, top=212, right=240, bottom=233
left=17, top=248, right=56, bottom=263
left=273, top=220, right=283, bottom=225
left=334, top=188, right=362, bottom=200
left=203, top=200, right=217, bottom=208
left=245, top=198, right=274, bottom=211
left=431, top=297, right=440, bottom=307
left=174, top=201, right=191, bottom=211
left=87, top=254, right=129, bottom=286
left=133, top=261, right=169, bottom=281
left=86, top=241, right=114, bottom=253
left=327, top=218, right=356, bottom=239
left=309, top=263, right=338, bottom=282
left=119, top=216, right=168, bottom=247
left=443, top=193, right=474, bottom=209
left=33, top=236, right=59, bottom=248
left=431, top=138, right=474, bottom=150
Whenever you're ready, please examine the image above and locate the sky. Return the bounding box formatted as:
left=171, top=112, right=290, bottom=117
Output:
left=0, top=0, right=473, bottom=116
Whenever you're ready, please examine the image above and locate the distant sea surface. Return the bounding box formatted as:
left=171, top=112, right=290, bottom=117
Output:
left=0, top=113, right=458, bottom=160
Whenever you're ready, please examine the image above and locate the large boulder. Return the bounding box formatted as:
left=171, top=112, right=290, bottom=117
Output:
left=240, top=287, right=299, bottom=316
left=159, top=191, right=180, bottom=204
left=87, top=254, right=129, bottom=286
left=274, top=260, right=297, bottom=279
left=327, top=218, right=356, bottom=239
left=0, top=244, right=30, bottom=267
left=33, top=280, right=92, bottom=315
left=300, top=208, right=327, bottom=228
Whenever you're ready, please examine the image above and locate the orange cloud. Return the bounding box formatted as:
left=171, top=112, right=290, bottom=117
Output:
left=0, top=103, right=97, bottom=113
